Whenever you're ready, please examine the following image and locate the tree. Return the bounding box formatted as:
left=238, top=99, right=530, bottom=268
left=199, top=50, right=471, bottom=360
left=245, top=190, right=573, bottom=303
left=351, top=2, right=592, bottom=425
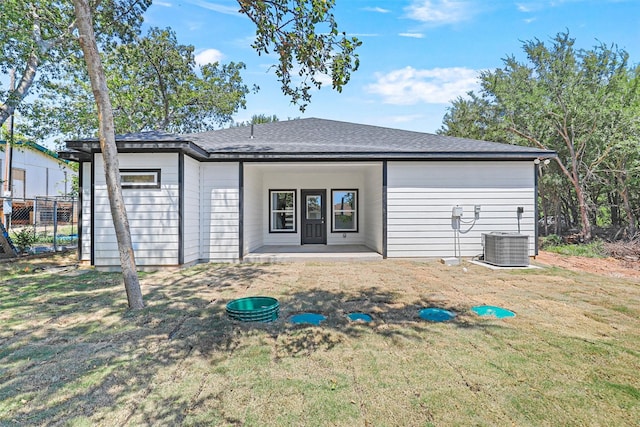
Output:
left=441, top=32, right=639, bottom=240
left=72, top=0, right=144, bottom=309
left=0, top=0, right=151, bottom=130
left=68, top=0, right=360, bottom=309
left=248, top=114, right=280, bottom=125
left=234, top=114, right=281, bottom=127
left=438, top=91, right=505, bottom=142
left=27, top=27, right=254, bottom=138
left=239, top=0, right=361, bottom=111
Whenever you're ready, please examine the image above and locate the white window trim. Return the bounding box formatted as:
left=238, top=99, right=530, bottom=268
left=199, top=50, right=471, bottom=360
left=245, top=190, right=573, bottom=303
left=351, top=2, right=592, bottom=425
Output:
left=270, top=189, right=296, bottom=233
left=331, top=189, right=358, bottom=232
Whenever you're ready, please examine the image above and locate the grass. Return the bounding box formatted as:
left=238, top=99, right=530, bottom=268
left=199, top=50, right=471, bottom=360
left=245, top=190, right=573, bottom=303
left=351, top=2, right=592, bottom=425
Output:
left=540, top=236, right=607, bottom=258
left=0, top=253, right=639, bottom=425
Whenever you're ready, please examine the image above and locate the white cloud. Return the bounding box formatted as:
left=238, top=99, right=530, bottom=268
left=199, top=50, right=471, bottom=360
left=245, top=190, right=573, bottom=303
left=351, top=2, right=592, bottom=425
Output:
left=195, top=48, right=224, bottom=65
left=516, top=2, right=535, bottom=12
left=390, top=114, right=426, bottom=123
left=363, top=6, right=391, bottom=13
left=399, top=32, right=425, bottom=38
left=405, top=0, right=474, bottom=25
left=154, top=1, right=173, bottom=7
left=366, top=66, right=480, bottom=105
left=185, top=0, right=239, bottom=15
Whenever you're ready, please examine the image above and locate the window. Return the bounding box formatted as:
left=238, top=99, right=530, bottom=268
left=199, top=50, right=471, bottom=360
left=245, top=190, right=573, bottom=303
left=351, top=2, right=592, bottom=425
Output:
left=270, top=190, right=296, bottom=232
left=12, top=168, right=26, bottom=199
left=332, top=189, right=357, bottom=232
left=120, top=169, right=161, bottom=189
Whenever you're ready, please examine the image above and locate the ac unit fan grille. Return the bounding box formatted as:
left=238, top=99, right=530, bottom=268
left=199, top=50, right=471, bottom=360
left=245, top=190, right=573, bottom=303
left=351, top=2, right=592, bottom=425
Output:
left=483, top=232, right=529, bottom=267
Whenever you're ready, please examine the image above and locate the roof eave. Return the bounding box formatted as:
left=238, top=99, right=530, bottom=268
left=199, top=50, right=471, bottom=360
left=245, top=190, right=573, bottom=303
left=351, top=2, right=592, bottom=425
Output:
left=64, top=140, right=209, bottom=160
left=58, top=150, right=92, bottom=162
left=204, top=150, right=557, bottom=161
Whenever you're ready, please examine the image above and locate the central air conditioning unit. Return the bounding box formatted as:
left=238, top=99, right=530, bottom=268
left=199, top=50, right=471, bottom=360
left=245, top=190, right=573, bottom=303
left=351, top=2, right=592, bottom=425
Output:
left=482, top=232, right=529, bottom=267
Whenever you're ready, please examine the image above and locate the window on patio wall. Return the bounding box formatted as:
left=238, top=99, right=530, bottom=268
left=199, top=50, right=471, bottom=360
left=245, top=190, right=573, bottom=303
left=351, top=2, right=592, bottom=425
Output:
left=332, top=189, right=357, bottom=232
left=270, top=190, right=296, bottom=232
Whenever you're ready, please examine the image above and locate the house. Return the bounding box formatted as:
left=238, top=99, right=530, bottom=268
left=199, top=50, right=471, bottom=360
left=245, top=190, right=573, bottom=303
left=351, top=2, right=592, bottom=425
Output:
left=60, top=118, right=555, bottom=268
left=2, top=140, right=78, bottom=225
left=1, top=140, right=76, bottom=200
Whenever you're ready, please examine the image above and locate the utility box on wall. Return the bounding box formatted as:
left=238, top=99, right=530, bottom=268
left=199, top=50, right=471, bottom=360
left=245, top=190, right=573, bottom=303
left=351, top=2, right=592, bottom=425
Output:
left=482, top=232, right=529, bottom=267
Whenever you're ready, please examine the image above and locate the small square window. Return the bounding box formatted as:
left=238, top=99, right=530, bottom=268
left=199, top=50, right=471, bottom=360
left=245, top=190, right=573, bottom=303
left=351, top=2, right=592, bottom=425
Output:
left=120, top=169, right=161, bottom=189
left=332, top=190, right=357, bottom=232
left=270, top=190, right=296, bottom=232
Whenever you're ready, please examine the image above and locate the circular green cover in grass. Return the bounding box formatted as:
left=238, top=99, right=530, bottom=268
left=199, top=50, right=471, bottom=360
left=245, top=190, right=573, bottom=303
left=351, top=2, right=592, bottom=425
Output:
left=347, top=312, right=373, bottom=322
left=289, top=313, right=326, bottom=325
left=471, top=305, right=516, bottom=319
left=419, top=307, right=456, bottom=322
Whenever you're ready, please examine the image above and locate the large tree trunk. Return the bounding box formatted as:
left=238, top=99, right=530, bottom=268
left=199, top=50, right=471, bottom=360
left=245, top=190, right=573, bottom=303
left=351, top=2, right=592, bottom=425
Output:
left=618, top=174, right=637, bottom=238
left=574, top=183, right=592, bottom=241
left=72, top=0, right=144, bottom=309
left=0, top=50, right=39, bottom=128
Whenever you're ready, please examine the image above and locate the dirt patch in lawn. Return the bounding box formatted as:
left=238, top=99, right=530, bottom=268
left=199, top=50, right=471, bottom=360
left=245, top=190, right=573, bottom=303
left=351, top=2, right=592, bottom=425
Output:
left=535, top=250, right=640, bottom=281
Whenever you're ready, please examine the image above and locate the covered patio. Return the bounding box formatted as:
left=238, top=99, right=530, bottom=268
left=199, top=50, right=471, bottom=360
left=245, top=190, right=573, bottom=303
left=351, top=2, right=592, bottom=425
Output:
left=242, top=244, right=382, bottom=262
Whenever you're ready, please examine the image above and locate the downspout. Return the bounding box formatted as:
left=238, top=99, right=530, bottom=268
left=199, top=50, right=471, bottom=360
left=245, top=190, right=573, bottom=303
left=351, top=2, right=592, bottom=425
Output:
left=178, top=153, right=184, bottom=265
left=382, top=161, right=387, bottom=259
left=238, top=161, right=244, bottom=261
left=534, top=162, right=539, bottom=256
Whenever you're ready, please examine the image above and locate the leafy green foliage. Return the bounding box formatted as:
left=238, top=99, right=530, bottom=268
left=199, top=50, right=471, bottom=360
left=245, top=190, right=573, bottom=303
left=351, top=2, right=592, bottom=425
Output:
left=440, top=31, right=640, bottom=239
left=0, top=0, right=152, bottom=130
left=27, top=27, right=253, bottom=138
left=233, top=114, right=282, bottom=127
left=239, top=0, right=361, bottom=111
left=10, top=228, right=36, bottom=253
left=544, top=240, right=607, bottom=258
left=540, top=234, right=563, bottom=248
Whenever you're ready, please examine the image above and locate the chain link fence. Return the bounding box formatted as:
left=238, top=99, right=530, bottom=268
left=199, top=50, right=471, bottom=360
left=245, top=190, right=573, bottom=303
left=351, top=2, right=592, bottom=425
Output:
left=1, top=196, right=79, bottom=254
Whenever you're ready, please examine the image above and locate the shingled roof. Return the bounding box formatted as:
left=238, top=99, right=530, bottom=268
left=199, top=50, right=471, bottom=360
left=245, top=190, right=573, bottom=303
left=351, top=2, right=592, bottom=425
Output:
left=62, top=118, right=555, bottom=161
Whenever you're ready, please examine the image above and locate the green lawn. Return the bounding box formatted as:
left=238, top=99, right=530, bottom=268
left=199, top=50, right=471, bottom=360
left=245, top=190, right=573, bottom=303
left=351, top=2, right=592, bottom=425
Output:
left=1, top=254, right=638, bottom=426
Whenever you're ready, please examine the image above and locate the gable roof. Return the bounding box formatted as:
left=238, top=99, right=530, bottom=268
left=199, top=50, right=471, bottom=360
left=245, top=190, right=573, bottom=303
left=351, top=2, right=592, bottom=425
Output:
left=61, top=118, right=555, bottom=161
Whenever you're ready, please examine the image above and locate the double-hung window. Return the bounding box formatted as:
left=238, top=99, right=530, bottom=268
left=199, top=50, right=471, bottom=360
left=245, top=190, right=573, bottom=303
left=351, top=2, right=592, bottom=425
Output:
left=331, top=189, right=357, bottom=232
left=270, top=190, right=296, bottom=232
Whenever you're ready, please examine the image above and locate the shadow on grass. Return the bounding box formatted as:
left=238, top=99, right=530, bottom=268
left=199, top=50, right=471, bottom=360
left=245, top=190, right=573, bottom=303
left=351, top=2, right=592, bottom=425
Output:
left=0, top=261, right=507, bottom=425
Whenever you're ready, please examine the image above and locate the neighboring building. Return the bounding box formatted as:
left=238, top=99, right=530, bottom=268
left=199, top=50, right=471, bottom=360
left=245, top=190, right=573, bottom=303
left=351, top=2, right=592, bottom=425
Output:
left=1, top=140, right=76, bottom=200
left=61, top=118, right=555, bottom=268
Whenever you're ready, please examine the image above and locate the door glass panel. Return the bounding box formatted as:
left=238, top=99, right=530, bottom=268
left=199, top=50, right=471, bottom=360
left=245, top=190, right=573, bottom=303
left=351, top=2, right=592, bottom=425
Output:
left=306, top=195, right=321, bottom=220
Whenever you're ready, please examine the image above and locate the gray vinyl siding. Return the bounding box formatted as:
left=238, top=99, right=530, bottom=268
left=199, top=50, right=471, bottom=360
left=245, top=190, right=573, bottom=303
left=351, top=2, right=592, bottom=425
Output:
left=92, top=153, right=180, bottom=266
left=81, top=162, right=91, bottom=262
left=183, top=156, right=200, bottom=263
left=387, top=161, right=536, bottom=258
left=201, top=163, right=240, bottom=262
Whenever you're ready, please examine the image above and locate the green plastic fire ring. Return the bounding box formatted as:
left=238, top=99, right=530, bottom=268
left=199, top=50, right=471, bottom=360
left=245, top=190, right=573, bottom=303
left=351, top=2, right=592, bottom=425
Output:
left=226, top=296, right=280, bottom=323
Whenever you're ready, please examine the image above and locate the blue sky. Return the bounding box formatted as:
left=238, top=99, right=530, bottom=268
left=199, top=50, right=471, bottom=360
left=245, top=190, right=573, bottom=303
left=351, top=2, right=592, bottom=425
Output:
left=142, top=0, right=640, bottom=133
